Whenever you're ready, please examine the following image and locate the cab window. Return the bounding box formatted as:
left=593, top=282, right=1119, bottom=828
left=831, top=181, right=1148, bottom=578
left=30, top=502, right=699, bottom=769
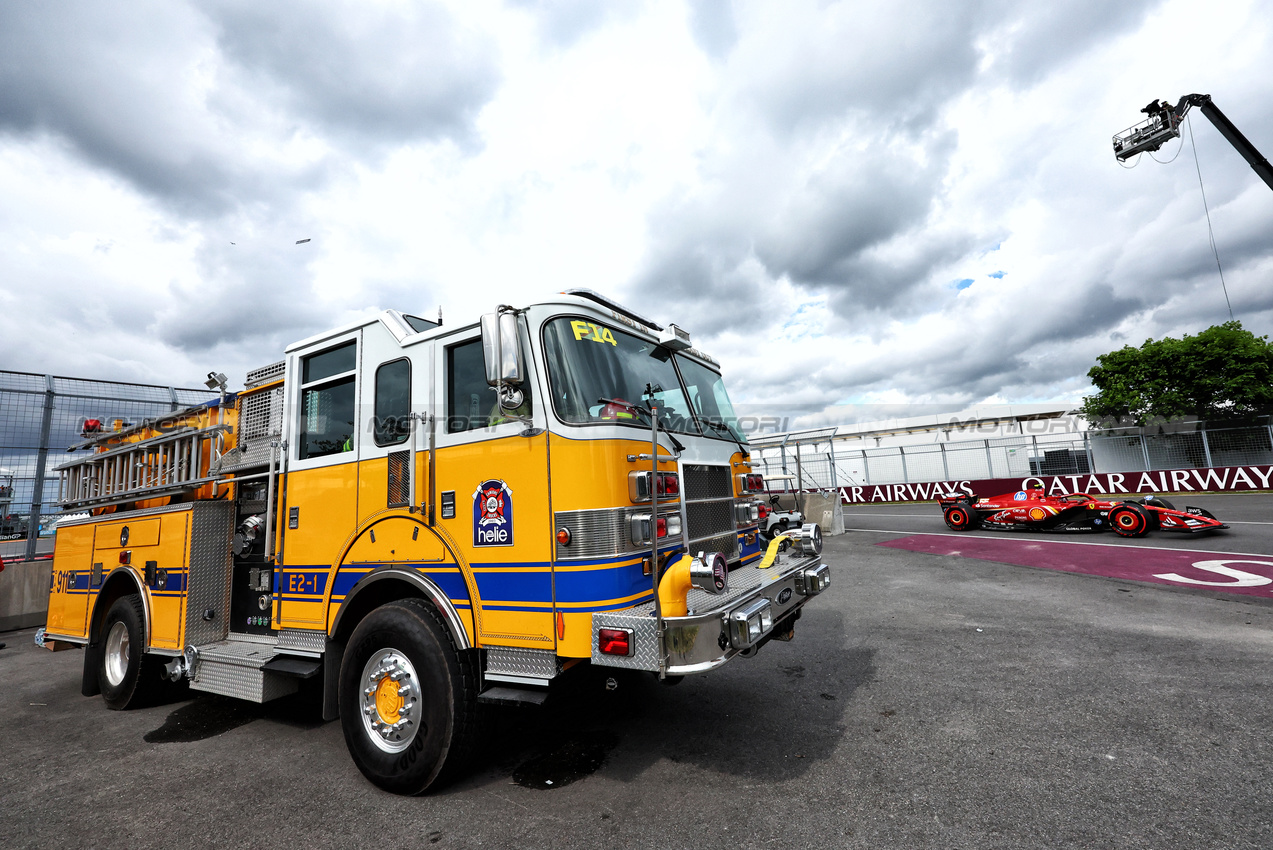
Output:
left=374, top=358, right=411, bottom=446
left=446, top=339, right=490, bottom=433
left=447, top=336, right=533, bottom=433
left=299, top=341, right=356, bottom=459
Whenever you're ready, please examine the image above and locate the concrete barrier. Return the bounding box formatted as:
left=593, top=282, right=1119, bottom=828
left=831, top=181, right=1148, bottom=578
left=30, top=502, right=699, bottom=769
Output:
left=797, top=491, right=846, bottom=535
left=0, top=558, right=51, bottom=632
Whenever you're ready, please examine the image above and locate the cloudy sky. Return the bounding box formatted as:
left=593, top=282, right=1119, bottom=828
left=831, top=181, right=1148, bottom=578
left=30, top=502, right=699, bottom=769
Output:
left=1, top=0, right=1270, bottom=424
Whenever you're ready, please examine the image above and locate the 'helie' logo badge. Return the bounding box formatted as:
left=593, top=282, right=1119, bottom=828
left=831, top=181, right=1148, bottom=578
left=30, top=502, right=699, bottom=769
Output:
left=473, top=480, right=514, bottom=547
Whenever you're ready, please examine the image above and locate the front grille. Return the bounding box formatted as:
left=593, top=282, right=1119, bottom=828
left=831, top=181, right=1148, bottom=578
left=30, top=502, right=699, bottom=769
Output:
left=684, top=464, right=732, bottom=501
left=687, top=500, right=733, bottom=540
left=683, top=464, right=737, bottom=561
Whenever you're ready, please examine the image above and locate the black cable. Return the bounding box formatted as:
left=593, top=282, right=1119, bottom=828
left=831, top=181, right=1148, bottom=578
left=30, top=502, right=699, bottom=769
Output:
left=1187, top=114, right=1234, bottom=321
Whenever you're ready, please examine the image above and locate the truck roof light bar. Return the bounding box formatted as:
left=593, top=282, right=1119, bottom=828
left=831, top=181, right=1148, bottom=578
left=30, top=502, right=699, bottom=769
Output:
left=561, top=289, right=664, bottom=331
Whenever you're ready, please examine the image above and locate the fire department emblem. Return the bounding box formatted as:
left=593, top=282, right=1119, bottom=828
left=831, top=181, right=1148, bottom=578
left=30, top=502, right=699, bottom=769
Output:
left=473, top=479, right=514, bottom=547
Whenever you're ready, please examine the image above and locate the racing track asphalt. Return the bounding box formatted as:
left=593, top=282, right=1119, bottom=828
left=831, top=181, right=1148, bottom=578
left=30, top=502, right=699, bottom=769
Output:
left=1, top=498, right=1272, bottom=849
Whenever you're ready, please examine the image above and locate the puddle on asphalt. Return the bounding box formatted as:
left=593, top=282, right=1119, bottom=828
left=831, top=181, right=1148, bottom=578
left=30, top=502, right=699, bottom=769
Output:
left=144, top=696, right=263, bottom=743
left=511, top=730, right=619, bottom=790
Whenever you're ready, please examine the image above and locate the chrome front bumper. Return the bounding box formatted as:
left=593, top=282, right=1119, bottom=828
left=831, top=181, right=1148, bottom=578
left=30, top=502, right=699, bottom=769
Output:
left=590, top=551, right=831, bottom=675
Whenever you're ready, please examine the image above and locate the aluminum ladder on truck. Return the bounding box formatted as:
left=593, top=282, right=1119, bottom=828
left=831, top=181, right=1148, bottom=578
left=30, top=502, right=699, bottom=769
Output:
left=56, top=424, right=230, bottom=511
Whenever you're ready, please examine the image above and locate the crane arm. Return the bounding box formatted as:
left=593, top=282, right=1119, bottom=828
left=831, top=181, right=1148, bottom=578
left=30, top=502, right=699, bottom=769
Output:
left=1114, top=92, right=1273, bottom=193
left=1172, top=94, right=1273, bottom=192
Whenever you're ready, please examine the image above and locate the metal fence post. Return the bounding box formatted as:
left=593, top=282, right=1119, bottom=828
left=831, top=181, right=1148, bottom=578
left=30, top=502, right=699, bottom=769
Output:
left=1140, top=428, right=1152, bottom=471
left=984, top=439, right=993, bottom=478
left=25, top=375, right=56, bottom=562
left=899, top=446, right=909, bottom=483
left=1083, top=433, right=1095, bottom=474
left=862, top=449, right=870, bottom=485
left=940, top=442, right=950, bottom=480
left=1200, top=426, right=1214, bottom=468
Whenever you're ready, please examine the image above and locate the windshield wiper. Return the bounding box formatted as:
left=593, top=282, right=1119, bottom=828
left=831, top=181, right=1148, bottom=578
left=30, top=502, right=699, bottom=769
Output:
left=701, top=419, right=749, bottom=458
left=597, top=397, right=685, bottom=454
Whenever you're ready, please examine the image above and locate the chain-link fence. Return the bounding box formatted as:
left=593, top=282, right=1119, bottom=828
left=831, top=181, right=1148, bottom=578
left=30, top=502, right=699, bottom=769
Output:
left=0, top=371, right=216, bottom=560
left=752, top=421, right=1273, bottom=493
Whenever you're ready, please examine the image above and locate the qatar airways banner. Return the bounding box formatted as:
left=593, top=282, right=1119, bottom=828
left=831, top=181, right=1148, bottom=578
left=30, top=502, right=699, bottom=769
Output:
left=837, top=464, right=1273, bottom=505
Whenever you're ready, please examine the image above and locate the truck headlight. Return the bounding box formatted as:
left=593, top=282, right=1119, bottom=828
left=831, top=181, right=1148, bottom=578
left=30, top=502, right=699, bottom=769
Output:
left=728, top=598, right=773, bottom=648
left=796, top=563, right=830, bottom=596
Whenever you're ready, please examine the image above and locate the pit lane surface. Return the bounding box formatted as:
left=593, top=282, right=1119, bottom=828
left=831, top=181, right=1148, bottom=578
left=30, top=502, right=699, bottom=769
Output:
left=3, top=518, right=1273, bottom=849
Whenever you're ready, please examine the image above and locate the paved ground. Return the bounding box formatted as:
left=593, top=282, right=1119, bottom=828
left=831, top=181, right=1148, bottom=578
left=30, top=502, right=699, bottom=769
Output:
left=2, top=501, right=1272, bottom=849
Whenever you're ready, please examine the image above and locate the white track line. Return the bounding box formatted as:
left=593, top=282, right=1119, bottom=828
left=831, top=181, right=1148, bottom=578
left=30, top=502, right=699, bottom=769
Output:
left=845, top=527, right=1273, bottom=559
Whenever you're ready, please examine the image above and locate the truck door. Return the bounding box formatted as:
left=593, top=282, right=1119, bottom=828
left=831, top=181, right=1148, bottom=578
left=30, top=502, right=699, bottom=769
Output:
left=433, top=328, right=555, bottom=649
left=278, top=330, right=361, bottom=629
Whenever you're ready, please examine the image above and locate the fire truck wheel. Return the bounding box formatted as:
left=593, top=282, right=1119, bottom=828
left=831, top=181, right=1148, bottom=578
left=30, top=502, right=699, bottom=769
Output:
left=98, top=595, right=157, bottom=710
left=339, top=599, right=478, bottom=795
left=1109, top=503, right=1150, bottom=537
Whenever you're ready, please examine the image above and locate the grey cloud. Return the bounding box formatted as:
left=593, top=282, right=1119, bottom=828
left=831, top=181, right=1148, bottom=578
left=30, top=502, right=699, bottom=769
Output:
left=154, top=257, right=324, bottom=353
left=207, top=0, right=500, bottom=152
left=822, top=230, right=986, bottom=318
left=0, top=3, right=250, bottom=215
left=754, top=136, right=950, bottom=285
left=989, top=0, right=1163, bottom=86
left=0, top=1, right=500, bottom=215
left=735, top=1, right=1165, bottom=138
left=509, top=0, right=636, bottom=50
left=689, top=0, right=738, bottom=61
left=1028, top=283, right=1146, bottom=347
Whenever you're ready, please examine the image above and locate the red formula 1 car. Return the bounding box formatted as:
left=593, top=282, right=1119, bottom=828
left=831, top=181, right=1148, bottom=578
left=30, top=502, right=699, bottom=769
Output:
left=937, top=488, right=1228, bottom=537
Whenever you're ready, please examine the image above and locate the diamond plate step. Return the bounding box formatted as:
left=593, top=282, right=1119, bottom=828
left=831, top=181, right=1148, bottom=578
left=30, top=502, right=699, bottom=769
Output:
left=188, top=639, right=298, bottom=703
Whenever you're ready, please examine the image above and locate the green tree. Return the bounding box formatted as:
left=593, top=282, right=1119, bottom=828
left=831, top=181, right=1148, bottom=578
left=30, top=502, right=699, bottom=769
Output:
left=1081, top=321, right=1273, bottom=426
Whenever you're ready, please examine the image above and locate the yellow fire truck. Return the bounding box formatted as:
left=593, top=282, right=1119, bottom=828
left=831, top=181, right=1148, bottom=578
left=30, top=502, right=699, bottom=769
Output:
left=38, top=290, right=830, bottom=794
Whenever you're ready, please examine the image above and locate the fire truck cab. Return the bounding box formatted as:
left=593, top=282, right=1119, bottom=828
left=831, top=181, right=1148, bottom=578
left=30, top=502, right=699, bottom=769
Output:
left=40, top=290, right=831, bottom=793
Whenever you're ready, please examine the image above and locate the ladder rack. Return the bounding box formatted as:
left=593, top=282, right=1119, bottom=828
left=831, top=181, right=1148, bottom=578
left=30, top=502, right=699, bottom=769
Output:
left=56, top=426, right=231, bottom=511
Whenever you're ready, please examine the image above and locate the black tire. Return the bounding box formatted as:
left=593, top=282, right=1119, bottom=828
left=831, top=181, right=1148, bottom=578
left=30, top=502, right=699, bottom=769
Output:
left=1109, top=503, right=1150, bottom=538
left=943, top=503, right=979, bottom=531
left=339, top=599, right=478, bottom=795
left=98, top=595, right=157, bottom=710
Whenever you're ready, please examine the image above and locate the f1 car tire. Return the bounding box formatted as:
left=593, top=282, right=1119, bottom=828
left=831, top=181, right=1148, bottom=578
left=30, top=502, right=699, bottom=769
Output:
left=1109, top=503, right=1150, bottom=538
left=943, top=504, right=980, bottom=531
left=339, top=599, right=478, bottom=795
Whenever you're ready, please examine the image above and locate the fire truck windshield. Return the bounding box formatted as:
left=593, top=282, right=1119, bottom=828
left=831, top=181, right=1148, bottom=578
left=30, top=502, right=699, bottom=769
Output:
left=542, top=316, right=700, bottom=435
left=675, top=354, right=746, bottom=445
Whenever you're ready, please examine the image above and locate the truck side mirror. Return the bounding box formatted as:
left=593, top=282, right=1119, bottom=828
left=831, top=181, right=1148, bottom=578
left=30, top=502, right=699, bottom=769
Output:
left=480, top=311, right=524, bottom=387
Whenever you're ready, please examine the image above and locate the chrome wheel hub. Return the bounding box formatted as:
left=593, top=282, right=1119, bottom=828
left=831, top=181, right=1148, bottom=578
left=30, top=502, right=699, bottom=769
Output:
left=104, top=620, right=130, bottom=687
left=359, top=649, right=421, bottom=753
